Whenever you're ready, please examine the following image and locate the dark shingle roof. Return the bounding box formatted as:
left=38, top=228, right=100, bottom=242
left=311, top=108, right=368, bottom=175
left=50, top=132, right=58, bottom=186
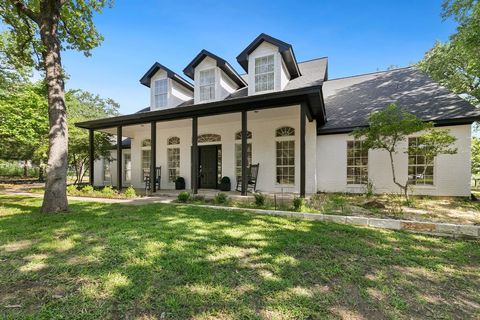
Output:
left=319, top=67, right=479, bottom=133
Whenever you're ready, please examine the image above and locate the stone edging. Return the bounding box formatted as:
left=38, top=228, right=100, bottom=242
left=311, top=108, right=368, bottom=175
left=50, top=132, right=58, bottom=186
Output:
left=188, top=204, right=480, bottom=238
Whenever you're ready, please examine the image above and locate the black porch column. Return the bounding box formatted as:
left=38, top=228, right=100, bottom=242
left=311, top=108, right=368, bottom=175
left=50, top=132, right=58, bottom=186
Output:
left=117, top=126, right=123, bottom=191
left=241, top=111, right=248, bottom=196
left=150, top=121, right=157, bottom=192
left=300, top=103, right=306, bottom=197
left=88, top=128, right=94, bottom=186
left=191, top=116, right=198, bottom=194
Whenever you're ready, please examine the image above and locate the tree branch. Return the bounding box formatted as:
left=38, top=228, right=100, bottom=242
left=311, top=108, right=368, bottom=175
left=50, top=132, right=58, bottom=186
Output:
left=11, top=0, right=39, bottom=24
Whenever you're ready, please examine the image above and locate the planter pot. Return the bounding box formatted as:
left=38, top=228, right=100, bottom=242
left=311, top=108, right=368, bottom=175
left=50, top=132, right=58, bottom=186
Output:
left=175, top=178, right=186, bottom=190
left=219, top=177, right=231, bottom=191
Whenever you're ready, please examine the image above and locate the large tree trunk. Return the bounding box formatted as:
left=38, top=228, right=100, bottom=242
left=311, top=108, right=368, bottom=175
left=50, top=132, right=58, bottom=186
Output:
left=39, top=0, right=68, bottom=213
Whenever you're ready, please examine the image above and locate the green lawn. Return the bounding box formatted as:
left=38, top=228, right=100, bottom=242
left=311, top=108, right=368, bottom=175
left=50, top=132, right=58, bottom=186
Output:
left=0, top=195, right=479, bottom=319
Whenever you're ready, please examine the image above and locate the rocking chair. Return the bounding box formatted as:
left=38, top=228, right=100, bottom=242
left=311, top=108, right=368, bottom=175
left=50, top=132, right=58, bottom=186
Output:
left=236, top=163, right=259, bottom=193
left=144, top=166, right=161, bottom=191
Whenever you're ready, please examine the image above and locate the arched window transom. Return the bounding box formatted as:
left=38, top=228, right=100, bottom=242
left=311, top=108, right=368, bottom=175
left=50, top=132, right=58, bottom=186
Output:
left=167, top=136, right=180, bottom=145
left=198, top=134, right=221, bottom=143
left=141, top=139, right=151, bottom=147
left=235, top=131, right=252, bottom=140
left=275, top=126, right=295, bottom=137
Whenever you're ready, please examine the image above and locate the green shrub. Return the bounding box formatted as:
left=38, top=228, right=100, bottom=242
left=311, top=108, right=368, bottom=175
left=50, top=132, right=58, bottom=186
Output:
left=293, top=197, right=306, bottom=212
left=254, top=192, right=266, bottom=207
left=124, top=186, right=136, bottom=198
left=101, top=185, right=115, bottom=196
left=66, top=184, right=79, bottom=195
left=81, top=185, right=94, bottom=194
left=214, top=192, right=229, bottom=205
left=308, top=193, right=327, bottom=212
left=364, top=180, right=375, bottom=198
left=177, top=191, right=191, bottom=203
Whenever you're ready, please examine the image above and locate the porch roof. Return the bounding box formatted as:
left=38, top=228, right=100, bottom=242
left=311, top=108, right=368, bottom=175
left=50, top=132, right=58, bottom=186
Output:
left=75, top=85, right=325, bottom=130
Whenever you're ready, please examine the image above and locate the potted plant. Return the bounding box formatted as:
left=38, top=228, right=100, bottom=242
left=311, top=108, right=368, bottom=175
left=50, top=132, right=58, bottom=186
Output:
left=219, top=176, right=231, bottom=191
left=175, top=177, right=186, bottom=190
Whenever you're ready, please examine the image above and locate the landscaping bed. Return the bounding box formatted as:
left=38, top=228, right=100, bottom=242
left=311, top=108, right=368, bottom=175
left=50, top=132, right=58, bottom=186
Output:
left=0, top=195, right=479, bottom=319
left=174, top=191, right=480, bottom=225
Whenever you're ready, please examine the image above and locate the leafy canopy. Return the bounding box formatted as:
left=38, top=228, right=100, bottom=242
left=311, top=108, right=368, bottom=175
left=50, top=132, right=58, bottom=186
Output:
left=0, top=0, right=113, bottom=70
left=418, top=0, right=480, bottom=106
left=352, top=103, right=429, bottom=152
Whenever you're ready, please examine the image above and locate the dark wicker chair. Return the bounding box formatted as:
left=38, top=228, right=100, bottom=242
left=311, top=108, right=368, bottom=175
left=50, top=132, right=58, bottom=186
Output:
left=236, top=163, right=259, bottom=193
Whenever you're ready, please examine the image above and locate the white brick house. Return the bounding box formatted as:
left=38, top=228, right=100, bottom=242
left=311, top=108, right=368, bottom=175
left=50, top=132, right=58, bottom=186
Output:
left=76, top=33, right=479, bottom=197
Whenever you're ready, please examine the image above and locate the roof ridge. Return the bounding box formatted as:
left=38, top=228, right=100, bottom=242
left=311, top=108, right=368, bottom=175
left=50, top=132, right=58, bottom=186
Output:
left=325, top=66, right=415, bottom=82
left=297, top=56, right=328, bottom=64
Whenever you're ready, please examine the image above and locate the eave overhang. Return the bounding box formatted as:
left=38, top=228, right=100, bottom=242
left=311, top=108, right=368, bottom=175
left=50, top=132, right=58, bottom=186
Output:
left=317, top=116, right=480, bottom=135
left=139, top=62, right=194, bottom=91
left=76, top=85, right=325, bottom=130
left=236, top=33, right=301, bottom=79
left=183, top=49, right=247, bottom=88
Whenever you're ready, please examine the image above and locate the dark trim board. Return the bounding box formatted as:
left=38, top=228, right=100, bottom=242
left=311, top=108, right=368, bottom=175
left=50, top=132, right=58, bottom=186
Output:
left=317, top=117, right=479, bottom=136
left=76, top=85, right=323, bottom=130
left=183, top=49, right=247, bottom=88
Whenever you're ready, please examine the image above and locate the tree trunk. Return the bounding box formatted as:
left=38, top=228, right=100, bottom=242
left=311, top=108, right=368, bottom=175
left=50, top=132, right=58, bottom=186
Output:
left=23, top=160, right=28, bottom=177
left=388, top=151, right=409, bottom=201
left=39, top=0, right=68, bottom=213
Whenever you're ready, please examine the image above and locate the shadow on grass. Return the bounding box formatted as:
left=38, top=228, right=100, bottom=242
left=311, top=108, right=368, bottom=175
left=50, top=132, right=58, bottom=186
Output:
left=0, top=195, right=479, bottom=319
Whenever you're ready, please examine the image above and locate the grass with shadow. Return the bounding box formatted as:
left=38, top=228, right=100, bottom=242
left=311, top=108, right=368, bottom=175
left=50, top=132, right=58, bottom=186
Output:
left=0, top=194, right=479, bottom=319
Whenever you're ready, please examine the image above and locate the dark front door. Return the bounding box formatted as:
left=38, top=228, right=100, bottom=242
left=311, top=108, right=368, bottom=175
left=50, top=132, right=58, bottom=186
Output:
left=199, top=145, right=218, bottom=189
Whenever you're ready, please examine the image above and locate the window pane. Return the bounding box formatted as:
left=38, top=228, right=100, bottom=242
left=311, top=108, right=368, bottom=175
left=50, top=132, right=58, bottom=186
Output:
left=408, top=137, right=434, bottom=185
left=199, top=69, right=215, bottom=101
left=346, top=140, right=368, bottom=185
left=255, top=55, right=274, bottom=93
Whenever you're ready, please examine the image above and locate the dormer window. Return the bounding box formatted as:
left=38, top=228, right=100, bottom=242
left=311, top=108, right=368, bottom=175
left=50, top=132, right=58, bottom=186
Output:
left=254, top=55, right=274, bottom=92
left=199, top=68, right=215, bottom=101
left=154, top=79, right=168, bottom=108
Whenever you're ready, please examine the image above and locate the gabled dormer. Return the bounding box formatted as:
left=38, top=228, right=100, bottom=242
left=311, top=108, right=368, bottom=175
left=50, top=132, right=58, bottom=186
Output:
left=140, top=63, right=194, bottom=111
left=236, top=33, right=301, bottom=96
left=183, top=50, right=247, bottom=104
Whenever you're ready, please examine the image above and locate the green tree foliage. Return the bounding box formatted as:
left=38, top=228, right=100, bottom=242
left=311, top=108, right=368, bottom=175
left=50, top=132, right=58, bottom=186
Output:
left=0, top=83, right=119, bottom=183
left=67, top=90, right=119, bottom=184
left=418, top=0, right=480, bottom=106
left=0, top=0, right=113, bottom=213
left=472, top=137, right=480, bottom=176
left=0, top=82, right=48, bottom=163
left=352, top=103, right=457, bottom=200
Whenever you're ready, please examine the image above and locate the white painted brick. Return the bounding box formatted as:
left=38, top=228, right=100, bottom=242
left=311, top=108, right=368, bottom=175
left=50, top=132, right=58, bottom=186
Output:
left=435, top=224, right=460, bottom=235
left=346, top=216, right=369, bottom=226
left=368, top=218, right=401, bottom=230
left=457, top=225, right=480, bottom=237
left=323, top=215, right=347, bottom=224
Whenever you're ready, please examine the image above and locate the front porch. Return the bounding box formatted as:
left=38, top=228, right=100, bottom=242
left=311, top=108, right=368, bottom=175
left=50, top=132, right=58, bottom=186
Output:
left=77, top=86, right=325, bottom=198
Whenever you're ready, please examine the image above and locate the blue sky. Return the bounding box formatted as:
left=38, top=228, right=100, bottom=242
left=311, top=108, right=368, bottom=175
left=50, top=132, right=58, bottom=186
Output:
left=61, top=0, right=457, bottom=115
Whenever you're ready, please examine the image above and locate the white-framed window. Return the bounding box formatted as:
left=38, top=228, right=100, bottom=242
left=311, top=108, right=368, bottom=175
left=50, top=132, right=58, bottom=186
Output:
left=141, top=139, right=151, bottom=180
left=346, top=140, right=368, bottom=185
left=255, top=55, right=274, bottom=92
left=154, top=79, right=168, bottom=108
left=199, top=68, right=215, bottom=101
left=275, top=126, right=295, bottom=185
left=167, top=136, right=180, bottom=183
left=408, top=137, right=434, bottom=185
left=234, top=131, right=253, bottom=177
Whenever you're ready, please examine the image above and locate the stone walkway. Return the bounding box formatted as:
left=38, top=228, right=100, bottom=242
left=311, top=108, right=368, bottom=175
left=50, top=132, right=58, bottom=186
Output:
left=1, top=189, right=478, bottom=238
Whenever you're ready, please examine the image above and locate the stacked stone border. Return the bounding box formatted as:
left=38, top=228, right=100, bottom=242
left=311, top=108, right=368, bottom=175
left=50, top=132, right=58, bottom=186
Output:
left=195, top=204, right=480, bottom=238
